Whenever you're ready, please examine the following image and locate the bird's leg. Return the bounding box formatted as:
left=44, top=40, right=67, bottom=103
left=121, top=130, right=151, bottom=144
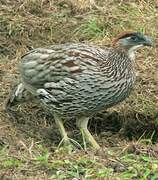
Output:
left=76, top=117, right=100, bottom=150
left=53, top=113, right=70, bottom=146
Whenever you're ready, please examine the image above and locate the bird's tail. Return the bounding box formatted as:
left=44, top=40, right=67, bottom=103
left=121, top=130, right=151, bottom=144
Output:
left=3, top=83, right=34, bottom=119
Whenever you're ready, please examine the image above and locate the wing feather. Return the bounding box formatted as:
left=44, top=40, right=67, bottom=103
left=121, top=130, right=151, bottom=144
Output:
left=20, top=44, right=106, bottom=86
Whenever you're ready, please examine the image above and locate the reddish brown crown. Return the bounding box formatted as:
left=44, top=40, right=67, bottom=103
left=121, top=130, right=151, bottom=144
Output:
left=112, top=31, right=137, bottom=47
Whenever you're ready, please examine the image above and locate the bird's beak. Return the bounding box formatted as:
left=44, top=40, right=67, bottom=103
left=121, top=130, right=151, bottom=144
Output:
left=143, top=36, right=153, bottom=46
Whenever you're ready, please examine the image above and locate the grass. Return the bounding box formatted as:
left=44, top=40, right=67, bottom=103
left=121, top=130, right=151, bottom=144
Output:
left=73, top=18, right=106, bottom=40
left=0, top=0, right=158, bottom=179
left=0, top=141, right=158, bottom=179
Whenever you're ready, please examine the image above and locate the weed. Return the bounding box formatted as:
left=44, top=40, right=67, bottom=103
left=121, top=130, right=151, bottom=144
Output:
left=73, top=18, right=105, bottom=40
left=2, top=158, right=22, bottom=168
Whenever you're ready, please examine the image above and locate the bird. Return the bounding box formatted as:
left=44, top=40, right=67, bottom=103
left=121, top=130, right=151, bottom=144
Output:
left=4, top=31, right=153, bottom=150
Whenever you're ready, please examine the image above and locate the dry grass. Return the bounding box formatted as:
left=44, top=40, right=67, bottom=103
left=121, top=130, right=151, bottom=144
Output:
left=0, top=0, right=158, bottom=179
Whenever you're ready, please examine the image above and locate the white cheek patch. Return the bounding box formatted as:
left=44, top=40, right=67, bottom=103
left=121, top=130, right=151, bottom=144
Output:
left=129, top=45, right=143, bottom=51
left=128, top=45, right=143, bottom=60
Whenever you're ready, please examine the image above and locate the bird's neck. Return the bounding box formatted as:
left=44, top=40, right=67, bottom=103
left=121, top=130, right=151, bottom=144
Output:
left=100, top=48, right=134, bottom=72
left=108, top=48, right=136, bottom=75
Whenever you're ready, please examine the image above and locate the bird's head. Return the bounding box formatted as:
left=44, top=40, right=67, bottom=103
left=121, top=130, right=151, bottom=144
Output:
left=112, top=31, right=153, bottom=59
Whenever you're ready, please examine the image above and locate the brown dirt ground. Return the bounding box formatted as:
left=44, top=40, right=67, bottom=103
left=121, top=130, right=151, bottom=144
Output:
left=0, top=0, right=158, bottom=179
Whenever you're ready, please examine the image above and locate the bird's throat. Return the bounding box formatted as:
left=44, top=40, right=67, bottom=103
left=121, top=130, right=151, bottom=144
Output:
left=128, top=45, right=143, bottom=60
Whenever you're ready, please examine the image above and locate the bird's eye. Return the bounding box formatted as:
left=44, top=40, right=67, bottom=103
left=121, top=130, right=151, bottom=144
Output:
left=130, top=36, right=138, bottom=41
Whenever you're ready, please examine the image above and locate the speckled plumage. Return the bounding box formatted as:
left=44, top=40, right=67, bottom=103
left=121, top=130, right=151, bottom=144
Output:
left=5, top=32, right=152, bottom=149
left=19, top=43, right=136, bottom=118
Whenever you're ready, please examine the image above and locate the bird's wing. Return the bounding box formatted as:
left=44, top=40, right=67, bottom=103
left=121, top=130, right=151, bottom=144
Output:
left=20, top=44, right=109, bottom=91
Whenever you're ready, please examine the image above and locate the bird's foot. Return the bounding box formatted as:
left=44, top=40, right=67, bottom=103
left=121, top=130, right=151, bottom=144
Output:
left=58, top=137, right=83, bottom=152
